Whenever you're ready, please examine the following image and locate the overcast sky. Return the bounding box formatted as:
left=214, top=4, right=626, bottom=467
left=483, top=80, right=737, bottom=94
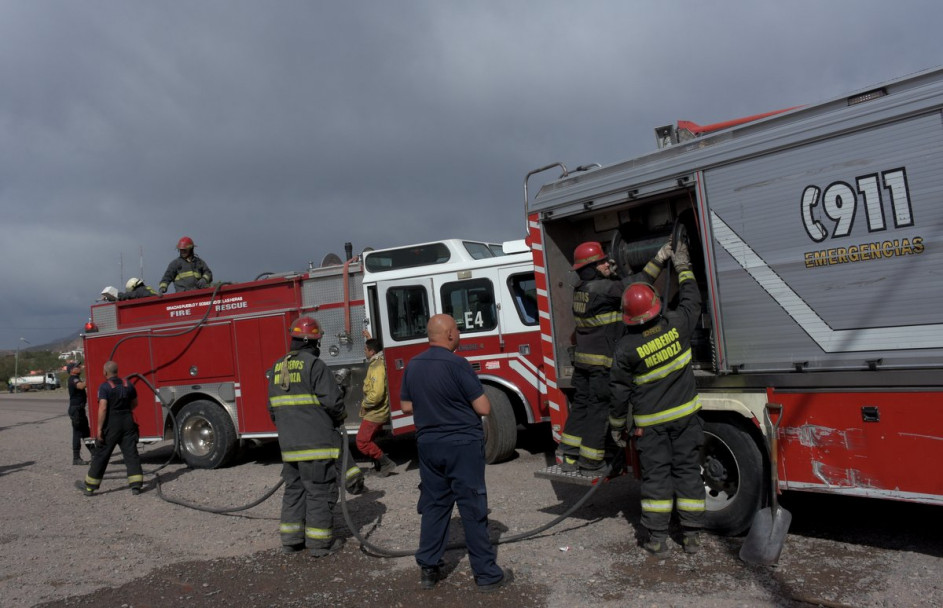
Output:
left=1, top=1, right=941, bottom=350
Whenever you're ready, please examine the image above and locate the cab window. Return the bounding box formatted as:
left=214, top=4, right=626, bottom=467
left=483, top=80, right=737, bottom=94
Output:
left=508, top=272, right=538, bottom=326
left=462, top=241, right=497, bottom=260
left=385, top=285, right=430, bottom=341
left=441, top=279, right=496, bottom=333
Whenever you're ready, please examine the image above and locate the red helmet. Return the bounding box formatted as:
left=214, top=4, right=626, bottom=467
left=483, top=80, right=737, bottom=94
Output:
left=289, top=316, right=323, bottom=340
left=622, top=283, right=662, bottom=325
left=572, top=241, right=606, bottom=270
left=177, top=236, right=195, bottom=250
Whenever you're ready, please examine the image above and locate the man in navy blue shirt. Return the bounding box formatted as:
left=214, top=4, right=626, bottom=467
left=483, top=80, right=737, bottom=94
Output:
left=401, top=314, right=512, bottom=593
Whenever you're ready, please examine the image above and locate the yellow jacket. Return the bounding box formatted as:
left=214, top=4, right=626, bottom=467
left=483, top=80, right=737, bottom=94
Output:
left=360, top=352, right=390, bottom=423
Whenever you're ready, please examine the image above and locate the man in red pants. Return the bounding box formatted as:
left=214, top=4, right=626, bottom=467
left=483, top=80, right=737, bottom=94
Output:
left=356, top=338, right=395, bottom=476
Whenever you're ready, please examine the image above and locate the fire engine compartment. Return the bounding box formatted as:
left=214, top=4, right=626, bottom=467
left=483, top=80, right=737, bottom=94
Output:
left=538, top=188, right=714, bottom=387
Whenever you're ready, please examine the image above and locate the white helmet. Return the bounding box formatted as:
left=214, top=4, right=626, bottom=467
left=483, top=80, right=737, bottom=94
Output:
left=126, top=277, right=143, bottom=291
left=100, top=286, right=119, bottom=301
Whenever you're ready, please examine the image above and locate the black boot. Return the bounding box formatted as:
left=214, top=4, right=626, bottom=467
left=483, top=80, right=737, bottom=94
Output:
left=72, top=452, right=89, bottom=466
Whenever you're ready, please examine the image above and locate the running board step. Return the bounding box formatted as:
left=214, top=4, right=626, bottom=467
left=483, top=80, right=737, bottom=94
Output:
left=533, top=464, right=606, bottom=486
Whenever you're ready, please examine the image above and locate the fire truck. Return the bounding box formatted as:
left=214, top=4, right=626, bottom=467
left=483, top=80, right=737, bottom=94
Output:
left=83, top=238, right=547, bottom=469
left=527, top=67, right=943, bottom=535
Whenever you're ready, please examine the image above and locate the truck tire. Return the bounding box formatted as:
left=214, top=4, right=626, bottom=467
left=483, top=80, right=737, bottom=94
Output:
left=176, top=400, right=238, bottom=469
left=482, top=386, right=517, bottom=464
left=701, top=419, right=763, bottom=536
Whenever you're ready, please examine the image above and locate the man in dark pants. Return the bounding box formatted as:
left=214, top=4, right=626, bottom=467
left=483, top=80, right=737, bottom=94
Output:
left=559, top=240, right=671, bottom=475
left=609, top=240, right=706, bottom=554
left=400, top=314, right=512, bottom=593
left=267, top=316, right=347, bottom=558
left=67, top=362, right=94, bottom=465
left=78, top=361, right=144, bottom=496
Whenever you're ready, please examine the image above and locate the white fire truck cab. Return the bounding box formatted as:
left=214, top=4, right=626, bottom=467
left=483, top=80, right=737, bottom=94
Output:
left=362, top=238, right=545, bottom=463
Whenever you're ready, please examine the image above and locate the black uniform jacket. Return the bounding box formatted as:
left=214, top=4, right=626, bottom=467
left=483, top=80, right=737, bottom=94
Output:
left=160, top=255, right=212, bottom=292
left=267, top=349, right=346, bottom=462
left=572, top=276, right=625, bottom=370
left=609, top=270, right=701, bottom=430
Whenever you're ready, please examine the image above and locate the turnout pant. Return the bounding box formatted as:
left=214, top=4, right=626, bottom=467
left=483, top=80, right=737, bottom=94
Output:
left=280, top=459, right=339, bottom=550
left=560, top=367, right=611, bottom=468
left=68, top=405, right=91, bottom=457
left=356, top=419, right=385, bottom=461
left=636, top=413, right=706, bottom=533
left=84, top=411, right=143, bottom=491
left=415, top=438, right=503, bottom=586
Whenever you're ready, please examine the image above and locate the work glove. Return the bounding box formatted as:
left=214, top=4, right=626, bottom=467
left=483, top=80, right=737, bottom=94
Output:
left=654, top=241, right=673, bottom=265
left=159, top=285, right=167, bottom=294
left=673, top=240, right=691, bottom=270
left=94, top=438, right=105, bottom=451
left=196, top=279, right=208, bottom=289
left=610, top=428, right=627, bottom=448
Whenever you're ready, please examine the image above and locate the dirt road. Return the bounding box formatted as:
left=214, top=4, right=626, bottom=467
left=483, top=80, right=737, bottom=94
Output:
left=1, top=391, right=940, bottom=607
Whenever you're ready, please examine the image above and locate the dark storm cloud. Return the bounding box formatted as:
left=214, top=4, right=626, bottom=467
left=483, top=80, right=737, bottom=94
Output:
left=1, top=1, right=941, bottom=348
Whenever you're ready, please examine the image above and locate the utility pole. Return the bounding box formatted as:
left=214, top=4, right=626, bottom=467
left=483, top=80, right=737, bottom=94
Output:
left=13, top=337, right=30, bottom=394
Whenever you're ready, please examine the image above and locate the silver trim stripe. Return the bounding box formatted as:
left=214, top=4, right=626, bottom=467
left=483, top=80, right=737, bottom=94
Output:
left=712, top=211, right=943, bottom=352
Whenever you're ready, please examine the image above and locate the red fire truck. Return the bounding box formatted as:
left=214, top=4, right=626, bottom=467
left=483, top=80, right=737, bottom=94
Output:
left=83, top=238, right=548, bottom=468
left=527, top=67, right=943, bottom=535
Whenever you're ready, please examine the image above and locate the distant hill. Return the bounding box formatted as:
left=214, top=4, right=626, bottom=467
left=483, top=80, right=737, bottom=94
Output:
left=0, top=331, right=82, bottom=356
left=43, top=331, right=84, bottom=354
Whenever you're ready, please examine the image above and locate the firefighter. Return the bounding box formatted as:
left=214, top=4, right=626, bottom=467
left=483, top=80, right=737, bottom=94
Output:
left=159, top=236, right=213, bottom=293
left=558, top=240, right=672, bottom=475
left=267, top=316, right=350, bottom=557
left=77, top=360, right=144, bottom=496
left=66, top=362, right=93, bottom=465
left=356, top=338, right=396, bottom=477
left=119, top=277, right=158, bottom=300
left=609, top=240, right=706, bottom=554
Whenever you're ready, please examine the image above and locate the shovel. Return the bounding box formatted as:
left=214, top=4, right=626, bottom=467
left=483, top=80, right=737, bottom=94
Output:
left=739, top=403, right=792, bottom=565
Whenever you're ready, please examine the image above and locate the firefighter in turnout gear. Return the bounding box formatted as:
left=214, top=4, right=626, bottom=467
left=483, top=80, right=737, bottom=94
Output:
left=77, top=361, right=144, bottom=496
left=609, top=240, right=706, bottom=554
left=267, top=316, right=353, bottom=557
left=119, top=277, right=158, bottom=300
left=159, top=236, right=213, bottom=293
left=558, top=240, right=672, bottom=475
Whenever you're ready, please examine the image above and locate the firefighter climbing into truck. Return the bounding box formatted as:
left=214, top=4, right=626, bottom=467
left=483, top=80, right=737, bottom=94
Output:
left=556, top=238, right=671, bottom=476
left=609, top=238, right=707, bottom=555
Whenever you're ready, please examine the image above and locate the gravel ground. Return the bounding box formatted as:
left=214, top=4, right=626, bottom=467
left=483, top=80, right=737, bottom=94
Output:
left=2, top=391, right=941, bottom=608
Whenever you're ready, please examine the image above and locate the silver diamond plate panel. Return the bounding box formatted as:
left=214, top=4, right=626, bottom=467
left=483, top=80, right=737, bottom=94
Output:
left=301, top=272, right=363, bottom=308
left=91, top=304, right=118, bottom=332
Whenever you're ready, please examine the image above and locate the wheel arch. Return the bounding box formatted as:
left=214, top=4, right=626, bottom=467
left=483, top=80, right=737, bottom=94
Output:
left=697, top=406, right=769, bottom=536
left=161, top=385, right=240, bottom=438
left=477, top=375, right=530, bottom=425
